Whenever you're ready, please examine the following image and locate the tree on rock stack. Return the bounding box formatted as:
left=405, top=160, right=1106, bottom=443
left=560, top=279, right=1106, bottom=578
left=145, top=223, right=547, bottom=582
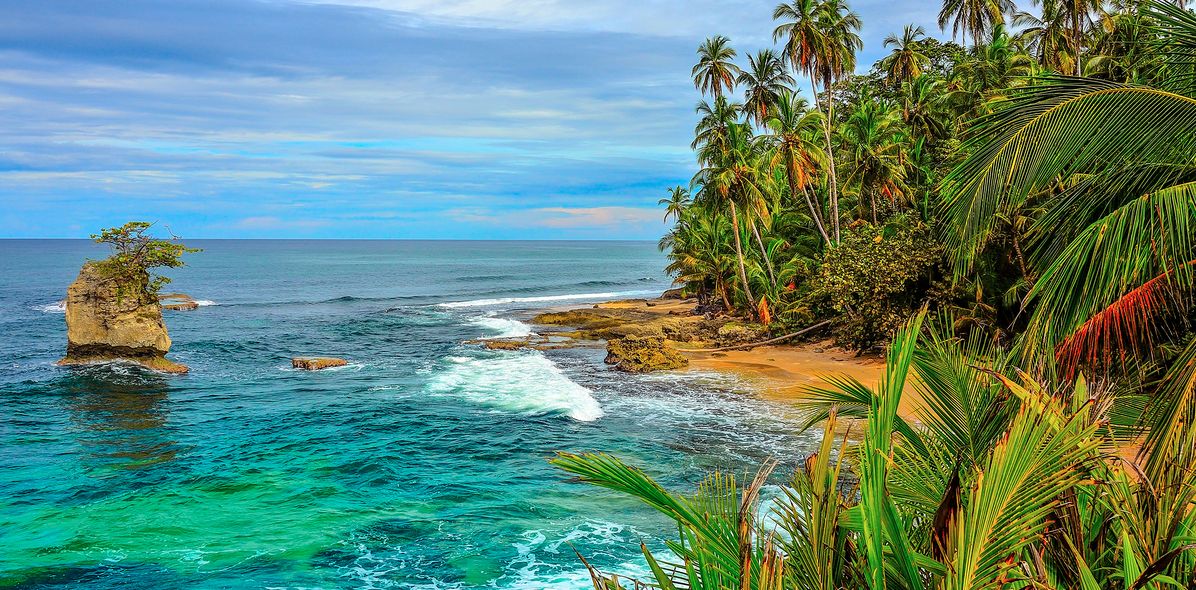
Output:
left=58, top=222, right=199, bottom=373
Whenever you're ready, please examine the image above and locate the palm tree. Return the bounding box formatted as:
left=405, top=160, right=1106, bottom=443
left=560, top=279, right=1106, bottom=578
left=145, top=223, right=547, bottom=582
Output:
left=940, top=2, right=1196, bottom=411
left=881, top=24, right=931, bottom=86
left=658, top=186, right=690, bottom=223
left=738, top=49, right=794, bottom=126
left=773, top=0, right=861, bottom=242
left=763, top=90, right=833, bottom=246
left=692, top=96, right=743, bottom=152
left=1060, top=0, right=1101, bottom=76
left=950, top=25, right=1037, bottom=112
left=841, top=98, right=908, bottom=223
left=902, top=74, right=950, bottom=143
left=694, top=123, right=767, bottom=314
left=692, top=35, right=742, bottom=99
left=1013, top=1, right=1075, bottom=73
left=938, top=0, right=1014, bottom=47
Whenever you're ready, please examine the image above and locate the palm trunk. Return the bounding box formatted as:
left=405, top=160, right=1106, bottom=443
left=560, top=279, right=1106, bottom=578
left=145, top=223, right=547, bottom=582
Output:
left=870, top=189, right=879, bottom=224
left=808, top=74, right=840, bottom=243
left=728, top=200, right=756, bottom=315
left=718, top=279, right=733, bottom=312
left=1073, top=10, right=1083, bottom=77
left=1011, top=228, right=1035, bottom=287
left=748, top=215, right=777, bottom=286
left=785, top=147, right=832, bottom=247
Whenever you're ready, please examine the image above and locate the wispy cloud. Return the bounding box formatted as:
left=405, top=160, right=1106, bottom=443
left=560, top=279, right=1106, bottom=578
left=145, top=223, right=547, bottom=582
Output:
left=0, top=0, right=944, bottom=238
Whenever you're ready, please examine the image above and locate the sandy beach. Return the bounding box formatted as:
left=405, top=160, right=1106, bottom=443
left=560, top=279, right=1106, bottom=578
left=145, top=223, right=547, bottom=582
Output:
left=529, top=295, right=890, bottom=409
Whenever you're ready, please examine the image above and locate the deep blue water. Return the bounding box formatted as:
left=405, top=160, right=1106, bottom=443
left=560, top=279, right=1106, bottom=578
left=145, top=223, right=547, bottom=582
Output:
left=0, top=240, right=815, bottom=589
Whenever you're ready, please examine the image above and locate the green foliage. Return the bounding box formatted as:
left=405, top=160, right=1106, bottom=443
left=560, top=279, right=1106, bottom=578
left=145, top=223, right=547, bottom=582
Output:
left=557, top=312, right=1196, bottom=590
left=817, top=218, right=942, bottom=349
left=91, top=221, right=200, bottom=298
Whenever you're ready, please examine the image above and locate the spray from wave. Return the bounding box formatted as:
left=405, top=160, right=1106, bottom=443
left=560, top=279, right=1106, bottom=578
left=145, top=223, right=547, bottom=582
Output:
left=426, top=353, right=603, bottom=421
left=471, top=315, right=533, bottom=339
left=34, top=301, right=66, bottom=313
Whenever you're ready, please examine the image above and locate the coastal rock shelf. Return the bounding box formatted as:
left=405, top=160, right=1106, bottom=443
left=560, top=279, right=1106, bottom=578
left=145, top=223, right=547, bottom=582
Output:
left=57, top=262, right=188, bottom=374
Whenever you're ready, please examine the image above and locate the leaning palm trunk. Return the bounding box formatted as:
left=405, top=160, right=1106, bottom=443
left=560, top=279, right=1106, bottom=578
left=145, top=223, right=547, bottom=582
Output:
left=809, top=75, right=841, bottom=242
left=728, top=200, right=757, bottom=314
left=785, top=147, right=832, bottom=246
left=748, top=215, right=777, bottom=286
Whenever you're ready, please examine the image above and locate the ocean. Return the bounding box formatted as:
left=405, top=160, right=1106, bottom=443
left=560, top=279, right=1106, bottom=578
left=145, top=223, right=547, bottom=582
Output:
left=0, top=240, right=817, bottom=589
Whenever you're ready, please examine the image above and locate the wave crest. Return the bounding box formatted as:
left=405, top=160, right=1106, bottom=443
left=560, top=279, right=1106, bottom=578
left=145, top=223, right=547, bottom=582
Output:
left=426, top=353, right=603, bottom=421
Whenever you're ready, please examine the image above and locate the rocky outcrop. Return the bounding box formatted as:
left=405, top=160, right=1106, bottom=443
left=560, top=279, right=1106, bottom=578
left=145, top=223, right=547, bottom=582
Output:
left=604, top=335, right=688, bottom=373
left=159, top=292, right=199, bottom=311
left=58, top=262, right=187, bottom=373
left=292, top=357, right=347, bottom=370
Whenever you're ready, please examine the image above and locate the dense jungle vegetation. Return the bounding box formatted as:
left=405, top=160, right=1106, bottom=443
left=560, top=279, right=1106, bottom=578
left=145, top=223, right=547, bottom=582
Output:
left=556, top=1, right=1196, bottom=588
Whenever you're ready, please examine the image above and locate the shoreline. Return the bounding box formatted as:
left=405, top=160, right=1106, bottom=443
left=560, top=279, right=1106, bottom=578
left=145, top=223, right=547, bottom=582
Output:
left=522, top=294, right=889, bottom=408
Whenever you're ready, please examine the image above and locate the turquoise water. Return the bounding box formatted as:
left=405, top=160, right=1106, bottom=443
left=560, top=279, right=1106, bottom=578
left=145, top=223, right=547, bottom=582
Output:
left=0, top=240, right=816, bottom=589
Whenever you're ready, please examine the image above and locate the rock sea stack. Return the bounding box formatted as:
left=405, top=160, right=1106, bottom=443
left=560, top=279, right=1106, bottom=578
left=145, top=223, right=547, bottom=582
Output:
left=292, top=357, right=348, bottom=370
left=58, top=262, right=188, bottom=373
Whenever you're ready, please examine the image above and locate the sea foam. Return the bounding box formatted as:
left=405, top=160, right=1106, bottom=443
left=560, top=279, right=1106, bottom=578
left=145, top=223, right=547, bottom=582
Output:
left=471, top=315, right=533, bottom=339
left=426, top=352, right=603, bottom=421
left=438, top=289, right=660, bottom=309
left=35, top=301, right=66, bottom=313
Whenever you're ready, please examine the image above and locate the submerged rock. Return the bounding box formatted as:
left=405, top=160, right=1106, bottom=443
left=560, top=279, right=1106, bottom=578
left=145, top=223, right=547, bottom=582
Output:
left=604, top=335, right=688, bottom=373
left=292, top=357, right=348, bottom=370
left=58, top=262, right=188, bottom=373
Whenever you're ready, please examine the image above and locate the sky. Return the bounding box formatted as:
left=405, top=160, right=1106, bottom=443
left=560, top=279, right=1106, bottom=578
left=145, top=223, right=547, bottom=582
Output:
left=0, top=0, right=942, bottom=239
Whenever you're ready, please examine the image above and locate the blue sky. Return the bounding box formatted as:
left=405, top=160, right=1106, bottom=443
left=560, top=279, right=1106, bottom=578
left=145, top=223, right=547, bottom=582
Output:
left=0, top=0, right=942, bottom=239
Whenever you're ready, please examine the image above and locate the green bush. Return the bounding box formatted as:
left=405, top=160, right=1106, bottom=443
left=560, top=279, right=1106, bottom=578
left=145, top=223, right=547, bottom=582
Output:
left=817, top=217, right=942, bottom=350
left=91, top=222, right=200, bottom=299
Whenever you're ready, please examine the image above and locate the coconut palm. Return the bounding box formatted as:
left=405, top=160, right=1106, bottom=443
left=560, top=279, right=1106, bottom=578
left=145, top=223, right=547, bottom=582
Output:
left=695, top=123, right=769, bottom=314
left=1060, top=0, right=1102, bottom=75
left=938, top=0, right=1014, bottom=47
left=950, top=25, right=1037, bottom=112
left=773, top=0, right=860, bottom=242
left=881, top=25, right=931, bottom=86
left=840, top=98, right=908, bottom=223
left=739, top=49, right=794, bottom=126
left=939, top=0, right=1196, bottom=432
left=902, top=74, right=950, bottom=143
left=763, top=90, right=832, bottom=246
left=659, top=186, right=691, bottom=223
left=692, top=96, right=743, bottom=152
left=693, top=35, right=742, bottom=99
left=1014, top=1, right=1076, bottom=73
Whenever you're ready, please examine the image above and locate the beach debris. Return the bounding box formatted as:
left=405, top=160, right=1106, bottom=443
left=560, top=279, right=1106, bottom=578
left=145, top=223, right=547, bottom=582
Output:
left=159, top=292, right=199, bottom=311
left=604, top=335, right=688, bottom=373
left=58, top=262, right=188, bottom=373
left=292, top=357, right=348, bottom=370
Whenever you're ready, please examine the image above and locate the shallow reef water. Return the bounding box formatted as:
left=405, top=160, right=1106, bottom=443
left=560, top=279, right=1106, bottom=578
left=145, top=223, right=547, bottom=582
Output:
left=0, top=240, right=818, bottom=589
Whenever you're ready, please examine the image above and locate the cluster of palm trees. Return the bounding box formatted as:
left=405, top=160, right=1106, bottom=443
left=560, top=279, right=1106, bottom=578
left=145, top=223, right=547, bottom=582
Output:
left=662, top=0, right=1185, bottom=339
left=564, top=0, right=1196, bottom=588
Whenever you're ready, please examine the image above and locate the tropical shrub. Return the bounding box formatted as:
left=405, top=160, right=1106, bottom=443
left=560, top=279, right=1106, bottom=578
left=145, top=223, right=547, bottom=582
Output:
left=555, top=312, right=1196, bottom=590
left=816, top=218, right=941, bottom=349
left=91, top=221, right=199, bottom=298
